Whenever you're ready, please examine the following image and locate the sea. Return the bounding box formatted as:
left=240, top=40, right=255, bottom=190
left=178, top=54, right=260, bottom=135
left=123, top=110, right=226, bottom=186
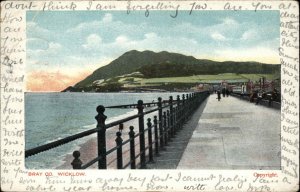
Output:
left=25, top=92, right=185, bottom=169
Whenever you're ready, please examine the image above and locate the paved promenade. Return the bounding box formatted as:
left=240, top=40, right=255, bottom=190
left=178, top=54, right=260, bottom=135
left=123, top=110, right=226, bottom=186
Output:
left=147, top=99, right=209, bottom=169
left=177, top=94, right=281, bottom=169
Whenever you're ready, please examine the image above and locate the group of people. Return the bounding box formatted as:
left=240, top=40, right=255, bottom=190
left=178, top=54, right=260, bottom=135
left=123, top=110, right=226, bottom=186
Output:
left=250, top=88, right=279, bottom=105
left=216, top=88, right=230, bottom=101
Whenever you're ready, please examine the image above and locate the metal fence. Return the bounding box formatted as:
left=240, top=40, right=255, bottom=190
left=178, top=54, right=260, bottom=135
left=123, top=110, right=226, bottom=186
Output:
left=25, top=91, right=210, bottom=169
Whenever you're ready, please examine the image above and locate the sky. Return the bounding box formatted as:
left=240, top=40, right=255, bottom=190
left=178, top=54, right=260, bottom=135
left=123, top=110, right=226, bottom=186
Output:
left=26, top=10, right=280, bottom=92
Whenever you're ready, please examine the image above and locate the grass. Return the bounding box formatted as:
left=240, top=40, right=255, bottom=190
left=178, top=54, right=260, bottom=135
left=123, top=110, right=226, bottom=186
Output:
left=94, top=73, right=279, bottom=89
left=139, top=73, right=278, bottom=84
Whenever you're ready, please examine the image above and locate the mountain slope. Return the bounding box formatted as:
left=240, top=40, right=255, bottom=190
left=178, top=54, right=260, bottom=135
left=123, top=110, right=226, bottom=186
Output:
left=74, top=50, right=280, bottom=88
left=75, top=50, right=199, bottom=87
left=139, top=61, right=280, bottom=78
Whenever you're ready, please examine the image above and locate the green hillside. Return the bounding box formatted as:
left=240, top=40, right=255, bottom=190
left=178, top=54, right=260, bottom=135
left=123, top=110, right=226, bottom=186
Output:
left=63, top=50, right=280, bottom=92
left=75, top=50, right=199, bottom=87
left=140, top=73, right=279, bottom=84
left=74, top=50, right=280, bottom=88
left=138, top=62, right=279, bottom=78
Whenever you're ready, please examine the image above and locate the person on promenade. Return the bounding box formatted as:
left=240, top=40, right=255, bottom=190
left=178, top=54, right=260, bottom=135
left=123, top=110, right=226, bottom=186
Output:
left=267, top=88, right=278, bottom=106
left=226, top=89, right=230, bottom=97
left=256, top=90, right=263, bottom=105
left=222, top=88, right=226, bottom=97
left=217, top=90, right=221, bottom=101
left=250, top=90, right=257, bottom=103
left=272, top=88, right=279, bottom=102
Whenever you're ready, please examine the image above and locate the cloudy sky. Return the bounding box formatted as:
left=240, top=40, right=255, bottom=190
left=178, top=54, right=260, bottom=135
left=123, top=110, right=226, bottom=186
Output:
left=27, top=10, right=279, bottom=92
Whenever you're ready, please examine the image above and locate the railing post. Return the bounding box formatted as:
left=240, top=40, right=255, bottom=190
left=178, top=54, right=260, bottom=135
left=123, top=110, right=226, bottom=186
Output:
left=176, top=95, right=181, bottom=131
left=182, top=94, right=186, bottom=124
left=169, top=96, right=174, bottom=137
left=196, top=93, right=199, bottom=108
left=163, top=111, right=168, bottom=146
left=95, top=105, right=107, bottom=169
left=190, top=93, right=193, bottom=114
left=167, top=110, right=172, bottom=141
left=174, top=106, right=178, bottom=134
left=153, top=116, right=159, bottom=156
left=129, top=126, right=136, bottom=169
left=196, top=93, right=199, bottom=109
left=189, top=93, right=193, bottom=115
left=115, top=131, right=123, bottom=169
left=158, top=97, right=164, bottom=149
left=195, top=93, right=198, bottom=107
left=186, top=94, right=190, bottom=117
left=186, top=93, right=190, bottom=118
left=137, top=100, right=146, bottom=168
left=190, top=93, right=194, bottom=111
left=147, top=118, right=154, bottom=163
left=71, top=151, right=82, bottom=169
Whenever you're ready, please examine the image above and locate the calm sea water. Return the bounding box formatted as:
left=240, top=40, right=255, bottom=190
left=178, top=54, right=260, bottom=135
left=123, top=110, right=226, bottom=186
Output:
left=25, top=92, right=184, bottom=169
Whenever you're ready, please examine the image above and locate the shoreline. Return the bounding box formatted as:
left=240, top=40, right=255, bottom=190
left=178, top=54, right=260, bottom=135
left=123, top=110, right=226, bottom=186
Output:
left=56, top=136, right=98, bottom=169
left=56, top=109, right=158, bottom=169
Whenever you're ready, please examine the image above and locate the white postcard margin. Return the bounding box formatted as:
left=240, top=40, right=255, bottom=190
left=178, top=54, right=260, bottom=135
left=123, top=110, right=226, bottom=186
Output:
left=0, top=0, right=299, bottom=191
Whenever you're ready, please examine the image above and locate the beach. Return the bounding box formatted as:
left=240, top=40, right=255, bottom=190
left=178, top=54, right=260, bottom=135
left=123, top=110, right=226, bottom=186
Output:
left=56, top=110, right=159, bottom=169
left=25, top=92, right=181, bottom=169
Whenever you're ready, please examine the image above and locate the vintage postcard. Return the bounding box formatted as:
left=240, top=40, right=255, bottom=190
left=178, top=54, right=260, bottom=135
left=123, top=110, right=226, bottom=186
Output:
left=1, top=0, right=299, bottom=191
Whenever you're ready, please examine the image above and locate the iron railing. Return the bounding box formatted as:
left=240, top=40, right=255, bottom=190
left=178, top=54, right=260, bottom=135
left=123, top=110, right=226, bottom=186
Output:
left=25, top=91, right=210, bottom=169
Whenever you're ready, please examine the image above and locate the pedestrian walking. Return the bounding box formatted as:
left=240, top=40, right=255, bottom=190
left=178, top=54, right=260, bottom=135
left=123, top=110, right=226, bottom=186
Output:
left=256, top=90, right=262, bottom=105
left=217, top=90, right=221, bottom=101
left=226, top=89, right=229, bottom=97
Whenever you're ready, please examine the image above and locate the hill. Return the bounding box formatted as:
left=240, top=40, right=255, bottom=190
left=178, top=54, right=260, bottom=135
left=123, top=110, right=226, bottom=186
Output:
left=75, top=50, right=200, bottom=87
left=71, top=50, right=280, bottom=90
left=138, top=61, right=279, bottom=78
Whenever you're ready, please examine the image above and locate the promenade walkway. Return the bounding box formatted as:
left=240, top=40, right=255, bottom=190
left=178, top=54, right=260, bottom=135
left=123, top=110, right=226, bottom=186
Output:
left=177, top=94, right=281, bottom=169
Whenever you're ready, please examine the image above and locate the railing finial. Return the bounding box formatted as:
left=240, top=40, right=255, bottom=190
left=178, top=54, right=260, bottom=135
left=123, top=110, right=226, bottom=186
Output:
left=137, top=100, right=144, bottom=112
left=96, top=105, right=105, bottom=113
left=71, top=151, right=82, bottom=169
left=158, top=97, right=162, bottom=105
left=95, top=105, right=107, bottom=127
